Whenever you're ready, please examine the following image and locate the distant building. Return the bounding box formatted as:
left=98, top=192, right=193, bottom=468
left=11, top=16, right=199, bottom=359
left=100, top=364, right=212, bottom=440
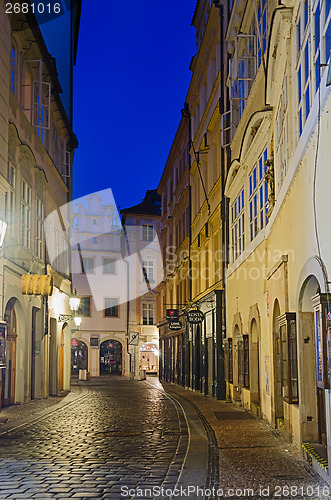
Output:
left=0, top=2, right=81, bottom=405
left=121, top=189, right=162, bottom=378
left=72, top=194, right=129, bottom=377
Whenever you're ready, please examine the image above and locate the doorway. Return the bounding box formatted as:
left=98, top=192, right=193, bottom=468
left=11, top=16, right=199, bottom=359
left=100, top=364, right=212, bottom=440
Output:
left=2, top=301, right=17, bottom=407
left=71, top=339, right=88, bottom=376
left=100, top=340, right=122, bottom=374
left=272, top=299, right=284, bottom=424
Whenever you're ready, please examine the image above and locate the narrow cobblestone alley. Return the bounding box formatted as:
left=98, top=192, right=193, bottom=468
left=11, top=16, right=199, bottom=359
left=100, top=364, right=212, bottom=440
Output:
left=0, top=378, right=189, bottom=499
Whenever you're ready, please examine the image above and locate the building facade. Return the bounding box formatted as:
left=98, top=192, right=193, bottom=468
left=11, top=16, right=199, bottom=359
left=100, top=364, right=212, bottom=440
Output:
left=224, top=0, right=331, bottom=484
left=72, top=193, right=129, bottom=377
left=0, top=1, right=81, bottom=405
left=121, top=189, right=162, bottom=379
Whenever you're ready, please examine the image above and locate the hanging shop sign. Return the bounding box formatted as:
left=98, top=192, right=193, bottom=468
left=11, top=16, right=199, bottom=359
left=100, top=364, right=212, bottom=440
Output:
left=166, top=309, right=179, bottom=321
left=21, top=274, right=53, bottom=296
left=169, top=321, right=182, bottom=331
left=186, top=309, right=205, bottom=324
left=129, top=331, right=139, bottom=346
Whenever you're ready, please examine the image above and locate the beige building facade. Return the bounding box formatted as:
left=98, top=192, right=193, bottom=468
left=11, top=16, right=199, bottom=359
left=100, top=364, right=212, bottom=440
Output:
left=224, top=0, right=331, bottom=483
left=0, top=1, right=80, bottom=405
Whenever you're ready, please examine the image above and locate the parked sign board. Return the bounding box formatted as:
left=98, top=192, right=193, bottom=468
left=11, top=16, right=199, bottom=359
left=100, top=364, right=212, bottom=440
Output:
left=186, top=310, right=205, bottom=324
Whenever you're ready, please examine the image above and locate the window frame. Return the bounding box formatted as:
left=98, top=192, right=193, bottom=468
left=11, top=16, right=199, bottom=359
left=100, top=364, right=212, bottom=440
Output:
left=312, top=293, right=331, bottom=389
left=142, top=302, right=154, bottom=325
left=81, top=257, right=95, bottom=274
left=21, top=179, right=31, bottom=249
left=103, top=258, right=116, bottom=275
left=78, top=296, right=91, bottom=317
left=104, top=297, right=119, bottom=318
left=278, top=313, right=299, bottom=404
left=231, top=188, right=245, bottom=262
left=142, top=224, right=154, bottom=242
left=249, top=147, right=269, bottom=241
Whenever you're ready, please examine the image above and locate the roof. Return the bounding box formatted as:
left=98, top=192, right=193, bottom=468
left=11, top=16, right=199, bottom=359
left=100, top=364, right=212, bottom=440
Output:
left=121, top=189, right=161, bottom=217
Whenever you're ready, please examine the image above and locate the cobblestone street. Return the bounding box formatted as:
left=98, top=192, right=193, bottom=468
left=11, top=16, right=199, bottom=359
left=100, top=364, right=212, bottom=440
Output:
left=0, top=378, right=189, bottom=499
left=0, top=377, right=330, bottom=500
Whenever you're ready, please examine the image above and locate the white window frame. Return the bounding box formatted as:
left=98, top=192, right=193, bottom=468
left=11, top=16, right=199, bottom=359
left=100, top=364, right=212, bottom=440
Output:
left=142, top=224, right=154, bottom=241
left=142, top=302, right=154, bottom=325
left=142, top=260, right=154, bottom=282
left=231, top=188, right=245, bottom=262
left=81, top=257, right=95, bottom=274
left=103, top=258, right=116, bottom=274
left=36, top=197, right=44, bottom=260
left=21, top=179, right=31, bottom=248
left=249, top=147, right=269, bottom=242
left=275, top=74, right=289, bottom=190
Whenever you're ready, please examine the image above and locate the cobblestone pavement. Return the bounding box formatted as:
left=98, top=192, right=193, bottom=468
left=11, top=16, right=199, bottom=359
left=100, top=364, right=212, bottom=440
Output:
left=162, top=382, right=331, bottom=500
left=0, top=377, right=189, bottom=499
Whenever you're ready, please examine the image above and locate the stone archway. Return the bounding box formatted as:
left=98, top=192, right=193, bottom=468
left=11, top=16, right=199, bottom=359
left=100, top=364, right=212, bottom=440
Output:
left=2, top=298, right=18, bottom=406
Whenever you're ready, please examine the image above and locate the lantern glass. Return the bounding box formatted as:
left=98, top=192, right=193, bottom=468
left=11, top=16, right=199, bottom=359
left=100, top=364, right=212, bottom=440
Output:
left=69, top=296, right=80, bottom=312
left=74, top=316, right=82, bottom=327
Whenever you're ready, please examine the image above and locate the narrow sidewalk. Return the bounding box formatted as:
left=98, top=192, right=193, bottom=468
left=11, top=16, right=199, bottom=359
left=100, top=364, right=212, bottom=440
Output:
left=161, top=380, right=330, bottom=499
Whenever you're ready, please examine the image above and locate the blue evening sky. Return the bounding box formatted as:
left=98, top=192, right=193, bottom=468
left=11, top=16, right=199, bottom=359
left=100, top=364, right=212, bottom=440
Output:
left=73, top=0, right=196, bottom=211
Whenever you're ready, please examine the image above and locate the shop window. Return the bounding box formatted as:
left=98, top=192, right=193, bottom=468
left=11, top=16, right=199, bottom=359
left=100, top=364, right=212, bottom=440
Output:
left=312, top=294, right=331, bottom=389
left=278, top=313, right=299, bottom=403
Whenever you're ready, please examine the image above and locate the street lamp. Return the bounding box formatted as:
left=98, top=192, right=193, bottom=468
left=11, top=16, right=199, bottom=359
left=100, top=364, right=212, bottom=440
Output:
left=69, top=289, right=80, bottom=312
left=58, top=290, right=81, bottom=326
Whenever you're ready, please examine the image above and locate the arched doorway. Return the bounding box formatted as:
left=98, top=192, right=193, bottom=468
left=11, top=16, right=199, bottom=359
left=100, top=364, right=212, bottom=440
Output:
left=272, top=299, right=283, bottom=425
left=60, top=326, right=65, bottom=390
left=100, top=340, right=122, bottom=375
left=2, top=299, right=17, bottom=407
left=71, top=339, right=88, bottom=376
left=299, top=275, right=326, bottom=445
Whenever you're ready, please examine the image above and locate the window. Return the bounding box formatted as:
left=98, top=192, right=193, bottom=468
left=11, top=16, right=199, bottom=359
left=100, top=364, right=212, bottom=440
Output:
left=312, top=293, right=330, bottom=388
left=142, top=260, right=154, bottom=282
left=238, top=335, right=250, bottom=388
left=92, top=237, right=97, bottom=244
left=256, top=0, right=268, bottom=68
left=103, top=258, right=115, bottom=274
left=81, top=257, right=94, bottom=274
left=249, top=147, right=268, bottom=241
left=11, top=45, right=16, bottom=95
left=142, top=224, right=154, bottom=241
left=297, top=2, right=311, bottom=136
left=279, top=313, right=299, bottom=403
left=78, top=297, right=91, bottom=317
left=231, top=188, right=245, bottom=261
left=275, top=75, right=289, bottom=189
left=36, top=197, right=44, bottom=260
left=142, top=303, right=154, bottom=325
left=21, top=180, right=31, bottom=248
left=5, top=163, right=15, bottom=230
left=104, top=297, right=119, bottom=317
